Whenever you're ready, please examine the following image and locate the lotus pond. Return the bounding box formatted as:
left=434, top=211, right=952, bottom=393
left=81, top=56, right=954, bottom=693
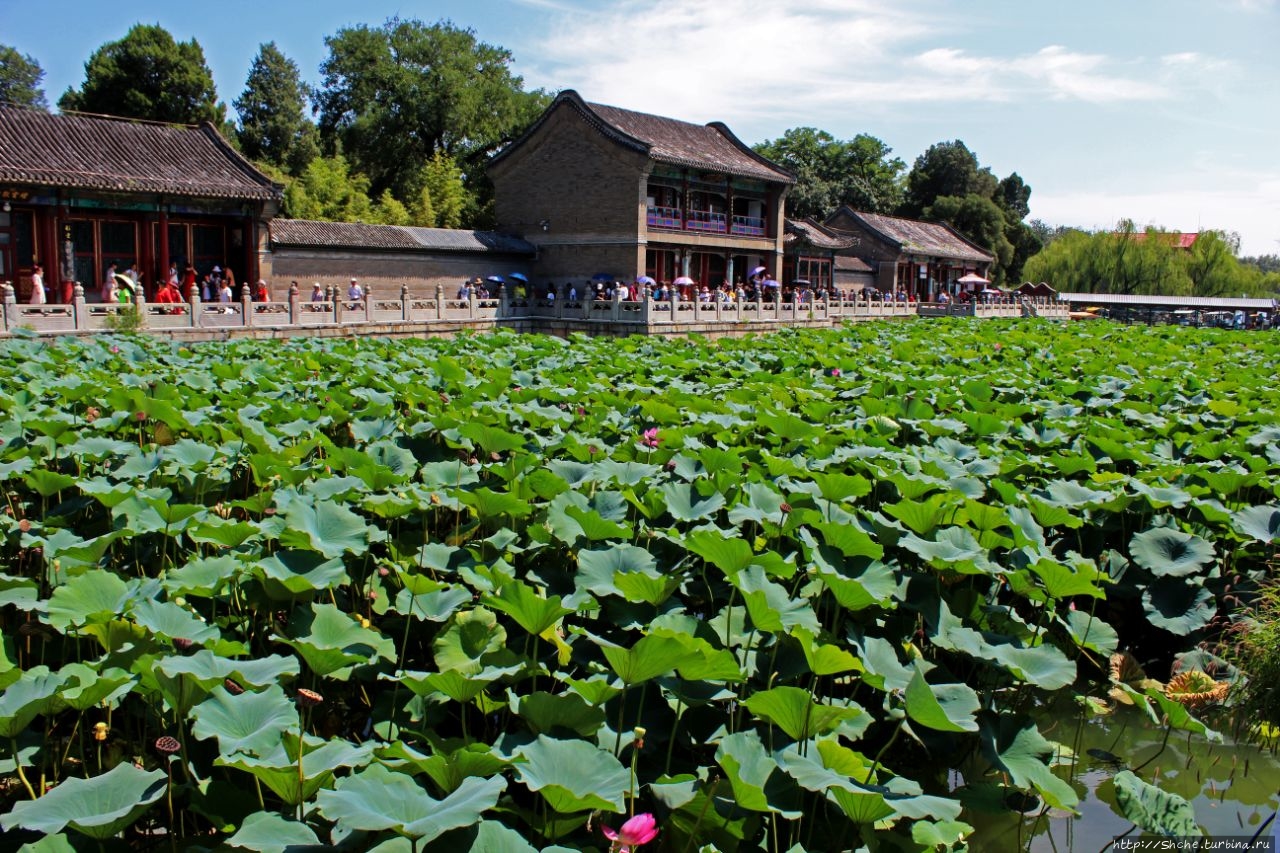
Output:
left=0, top=320, right=1277, bottom=852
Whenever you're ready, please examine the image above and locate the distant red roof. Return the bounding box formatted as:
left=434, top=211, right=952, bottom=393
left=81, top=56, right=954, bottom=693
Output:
left=1122, top=231, right=1200, bottom=249
left=0, top=104, right=280, bottom=201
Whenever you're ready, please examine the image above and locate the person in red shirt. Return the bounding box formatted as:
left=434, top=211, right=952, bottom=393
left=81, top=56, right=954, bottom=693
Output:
left=154, top=279, right=183, bottom=314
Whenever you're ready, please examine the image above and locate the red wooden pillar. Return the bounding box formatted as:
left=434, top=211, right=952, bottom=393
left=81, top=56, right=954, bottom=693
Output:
left=158, top=204, right=170, bottom=298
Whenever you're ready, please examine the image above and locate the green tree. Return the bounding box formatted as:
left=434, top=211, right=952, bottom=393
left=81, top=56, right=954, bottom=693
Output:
left=996, top=173, right=1031, bottom=221
left=0, top=45, right=48, bottom=109
left=283, top=155, right=374, bottom=222
left=901, top=140, right=998, bottom=217
left=59, top=24, right=224, bottom=124
left=753, top=127, right=904, bottom=219
left=1182, top=230, right=1240, bottom=298
left=373, top=190, right=411, bottom=226
left=235, top=42, right=319, bottom=176
left=316, top=17, right=549, bottom=213
left=414, top=151, right=467, bottom=228
left=925, top=194, right=1014, bottom=282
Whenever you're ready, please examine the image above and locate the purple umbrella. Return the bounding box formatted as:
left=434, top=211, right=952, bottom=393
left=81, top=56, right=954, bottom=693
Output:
left=673, top=276, right=695, bottom=286
left=748, top=265, right=767, bottom=279
left=636, top=275, right=656, bottom=285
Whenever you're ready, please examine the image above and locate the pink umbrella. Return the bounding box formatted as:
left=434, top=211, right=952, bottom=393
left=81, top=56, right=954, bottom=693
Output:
left=673, top=276, right=694, bottom=286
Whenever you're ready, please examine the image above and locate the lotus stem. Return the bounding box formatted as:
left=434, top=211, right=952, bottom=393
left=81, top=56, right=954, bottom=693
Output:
left=11, top=737, right=36, bottom=799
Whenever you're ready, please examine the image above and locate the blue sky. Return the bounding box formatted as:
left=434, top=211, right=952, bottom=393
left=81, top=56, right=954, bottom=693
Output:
left=4, top=0, right=1277, bottom=256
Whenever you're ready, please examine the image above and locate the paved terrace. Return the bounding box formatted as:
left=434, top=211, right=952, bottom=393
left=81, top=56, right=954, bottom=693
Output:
left=0, top=283, right=1065, bottom=343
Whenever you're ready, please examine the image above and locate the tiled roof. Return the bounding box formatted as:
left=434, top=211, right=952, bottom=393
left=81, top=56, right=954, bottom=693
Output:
left=785, top=218, right=858, bottom=251
left=492, top=91, right=793, bottom=184
left=835, top=256, right=874, bottom=273
left=270, top=219, right=536, bottom=255
left=0, top=104, right=280, bottom=201
left=831, top=208, right=993, bottom=263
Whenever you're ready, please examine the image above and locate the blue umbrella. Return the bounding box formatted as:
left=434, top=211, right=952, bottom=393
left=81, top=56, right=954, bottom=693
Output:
left=508, top=272, right=528, bottom=283
left=636, top=275, right=656, bottom=285
left=486, top=275, right=505, bottom=284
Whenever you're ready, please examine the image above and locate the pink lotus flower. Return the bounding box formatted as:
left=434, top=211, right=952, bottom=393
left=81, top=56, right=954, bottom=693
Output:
left=641, top=428, right=660, bottom=449
left=602, top=813, right=659, bottom=852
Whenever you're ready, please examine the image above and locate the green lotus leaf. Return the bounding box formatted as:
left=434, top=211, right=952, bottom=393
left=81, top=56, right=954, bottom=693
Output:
left=912, top=819, right=975, bottom=850
left=1129, top=527, right=1215, bottom=577
left=319, top=763, right=505, bottom=839
left=433, top=608, right=508, bottom=675
left=458, top=422, right=525, bottom=454
left=1037, top=480, right=1113, bottom=508
left=513, top=735, right=630, bottom=813
left=155, top=650, right=300, bottom=691
left=458, top=487, right=532, bottom=520
left=597, top=633, right=688, bottom=685
left=726, top=482, right=788, bottom=526
left=186, top=517, right=262, bottom=548
left=658, top=482, right=726, bottom=522
left=225, top=811, right=321, bottom=852
left=1142, top=578, right=1216, bottom=634
left=278, top=497, right=381, bottom=558
left=1232, top=504, right=1280, bottom=543
left=731, top=566, right=819, bottom=634
left=45, top=569, right=132, bottom=631
left=979, top=713, right=1077, bottom=811
left=378, top=741, right=511, bottom=794
left=595, top=459, right=661, bottom=487
left=131, top=598, right=220, bottom=644
left=613, top=570, right=682, bottom=607
left=393, top=578, right=472, bottom=622
left=904, top=666, right=980, bottom=733
left=0, top=762, right=166, bottom=839
left=714, top=730, right=800, bottom=816
left=791, top=627, right=863, bottom=676
left=395, top=665, right=520, bottom=702
left=24, top=469, right=77, bottom=498
left=884, top=494, right=955, bottom=535
left=576, top=544, right=659, bottom=599
left=218, top=732, right=375, bottom=805
left=545, top=460, right=597, bottom=488
left=14, top=832, right=77, bottom=852
left=1111, top=769, right=1202, bottom=837
left=277, top=603, right=395, bottom=678
left=55, top=663, right=134, bottom=712
left=190, top=683, right=298, bottom=757
left=648, top=628, right=744, bottom=682
left=255, top=550, right=348, bottom=598
left=0, top=666, right=66, bottom=738
left=744, top=686, right=869, bottom=740
left=684, top=530, right=755, bottom=576
left=162, top=555, right=244, bottom=597
left=562, top=503, right=630, bottom=541
left=483, top=580, right=572, bottom=636
left=856, top=636, right=918, bottom=694
left=514, top=691, right=606, bottom=737
left=1060, top=609, right=1119, bottom=656
left=900, top=527, right=995, bottom=573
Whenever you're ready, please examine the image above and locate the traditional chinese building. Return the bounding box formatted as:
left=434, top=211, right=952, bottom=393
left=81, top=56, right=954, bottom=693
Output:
left=0, top=104, right=281, bottom=302
left=488, top=90, right=794, bottom=291
left=824, top=207, right=994, bottom=299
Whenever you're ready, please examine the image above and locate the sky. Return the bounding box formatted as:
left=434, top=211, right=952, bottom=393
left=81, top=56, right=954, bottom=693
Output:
left=3, top=0, right=1277, bottom=256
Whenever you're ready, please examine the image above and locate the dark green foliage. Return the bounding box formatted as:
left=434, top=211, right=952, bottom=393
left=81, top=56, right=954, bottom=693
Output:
left=58, top=24, right=223, bottom=125
left=234, top=42, right=319, bottom=177
left=0, top=45, right=48, bottom=109
left=315, top=17, right=549, bottom=220
left=753, top=127, right=905, bottom=219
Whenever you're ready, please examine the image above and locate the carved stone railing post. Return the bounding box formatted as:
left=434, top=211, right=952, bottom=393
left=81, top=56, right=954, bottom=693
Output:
left=2, top=282, right=15, bottom=330
left=72, top=283, right=86, bottom=330
left=289, top=281, right=300, bottom=326
left=188, top=282, right=201, bottom=328
left=498, top=283, right=508, bottom=319
left=241, top=284, right=252, bottom=327
left=133, top=289, right=150, bottom=329
left=401, top=284, right=410, bottom=322
left=435, top=284, right=444, bottom=320
left=364, top=284, right=373, bottom=323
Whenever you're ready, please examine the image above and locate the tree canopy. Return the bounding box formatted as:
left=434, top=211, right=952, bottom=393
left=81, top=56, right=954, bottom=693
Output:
left=59, top=24, right=223, bottom=125
left=902, top=141, right=998, bottom=218
left=753, top=128, right=904, bottom=220
left=1024, top=222, right=1278, bottom=297
left=0, top=45, right=48, bottom=109
left=315, top=17, right=548, bottom=205
left=235, top=42, right=319, bottom=177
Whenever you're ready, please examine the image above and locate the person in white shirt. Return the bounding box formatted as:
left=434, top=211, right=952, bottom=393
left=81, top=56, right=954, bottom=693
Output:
left=347, top=278, right=364, bottom=302
left=29, top=265, right=46, bottom=305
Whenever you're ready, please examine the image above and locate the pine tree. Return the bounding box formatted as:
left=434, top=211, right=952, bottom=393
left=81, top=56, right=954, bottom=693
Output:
left=59, top=25, right=223, bottom=124
left=235, top=42, right=319, bottom=176
left=0, top=45, right=49, bottom=109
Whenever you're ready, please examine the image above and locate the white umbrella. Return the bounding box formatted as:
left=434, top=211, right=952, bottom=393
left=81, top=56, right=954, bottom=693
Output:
left=957, top=273, right=989, bottom=285
left=673, top=276, right=694, bottom=286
